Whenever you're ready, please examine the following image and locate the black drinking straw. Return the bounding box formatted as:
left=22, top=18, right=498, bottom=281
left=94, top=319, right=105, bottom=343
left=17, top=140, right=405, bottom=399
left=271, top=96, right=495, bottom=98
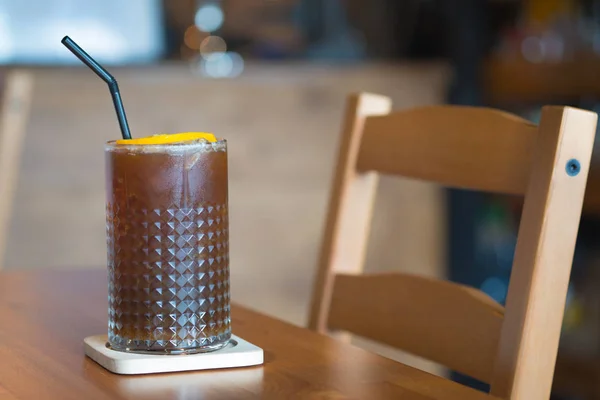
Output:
left=61, top=36, right=132, bottom=140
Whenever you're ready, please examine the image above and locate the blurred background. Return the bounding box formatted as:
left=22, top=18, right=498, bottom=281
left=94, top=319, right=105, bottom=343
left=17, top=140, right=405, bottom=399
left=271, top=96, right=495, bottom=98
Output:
left=3, top=0, right=600, bottom=398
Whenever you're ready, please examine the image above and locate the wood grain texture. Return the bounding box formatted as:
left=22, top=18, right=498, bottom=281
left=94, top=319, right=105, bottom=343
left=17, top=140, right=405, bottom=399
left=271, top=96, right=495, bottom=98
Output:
left=357, top=106, right=538, bottom=194
left=0, top=269, right=495, bottom=400
left=0, top=71, right=33, bottom=269
left=308, top=93, right=392, bottom=332
left=0, top=384, right=17, bottom=400
left=327, top=273, right=503, bottom=383
left=491, top=106, right=597, bottom=399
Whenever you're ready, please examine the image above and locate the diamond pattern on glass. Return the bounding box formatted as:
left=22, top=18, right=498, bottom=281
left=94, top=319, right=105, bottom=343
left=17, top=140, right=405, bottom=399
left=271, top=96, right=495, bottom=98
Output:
left=107, top=203, right=231, bottom=352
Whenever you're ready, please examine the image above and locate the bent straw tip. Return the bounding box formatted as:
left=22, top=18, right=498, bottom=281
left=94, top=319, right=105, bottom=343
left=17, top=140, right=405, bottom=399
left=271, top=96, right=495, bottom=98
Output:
left=59, top=35, right=132, bottom=140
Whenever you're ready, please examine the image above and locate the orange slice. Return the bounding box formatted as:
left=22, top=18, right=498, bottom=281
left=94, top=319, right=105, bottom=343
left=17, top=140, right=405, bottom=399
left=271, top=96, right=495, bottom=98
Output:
left=116, top=132, right=217, bottom=145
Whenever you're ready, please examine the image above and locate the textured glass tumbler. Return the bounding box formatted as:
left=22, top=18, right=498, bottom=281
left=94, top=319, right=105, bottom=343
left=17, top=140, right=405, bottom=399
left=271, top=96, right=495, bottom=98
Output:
left=105, top=139, right=231, bottom=354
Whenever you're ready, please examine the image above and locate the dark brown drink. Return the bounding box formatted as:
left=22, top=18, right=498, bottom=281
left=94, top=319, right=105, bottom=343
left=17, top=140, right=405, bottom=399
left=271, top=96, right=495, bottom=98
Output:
left=105, top=139, right=231, bottom=354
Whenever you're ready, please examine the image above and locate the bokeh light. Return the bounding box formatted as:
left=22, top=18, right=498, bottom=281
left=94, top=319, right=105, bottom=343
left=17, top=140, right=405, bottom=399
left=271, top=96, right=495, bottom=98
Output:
left=227, top=52, right=244, bottom=77
left=184, top=25, right=206, bottom=50
left=204, top=53, right=232, bottom=77
left=197, top=51, right=244, bottom=79
left=194, top=3, right=224, bottom=33
left=200, top=35, right=227, bottom=60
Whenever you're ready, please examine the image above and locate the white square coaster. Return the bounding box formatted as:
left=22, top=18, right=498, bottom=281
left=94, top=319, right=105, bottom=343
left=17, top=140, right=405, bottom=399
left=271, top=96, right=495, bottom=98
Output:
left=84, top=334, right=264, bottom=375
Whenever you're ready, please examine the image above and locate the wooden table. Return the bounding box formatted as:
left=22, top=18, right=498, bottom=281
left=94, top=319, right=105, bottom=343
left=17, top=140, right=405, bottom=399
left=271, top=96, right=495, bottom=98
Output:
left=0, top=270, right=494, bottom=400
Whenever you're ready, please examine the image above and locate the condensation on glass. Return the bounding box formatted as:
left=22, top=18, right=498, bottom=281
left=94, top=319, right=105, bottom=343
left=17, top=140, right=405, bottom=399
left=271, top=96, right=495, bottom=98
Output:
left=105, top=139, right=231, bottom=354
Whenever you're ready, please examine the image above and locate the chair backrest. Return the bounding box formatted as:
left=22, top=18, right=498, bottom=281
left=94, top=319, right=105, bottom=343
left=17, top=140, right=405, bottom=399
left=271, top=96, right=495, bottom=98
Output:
left=0, top=70, right=34, bottom=269
left=308, top=93, right=597, bottom=399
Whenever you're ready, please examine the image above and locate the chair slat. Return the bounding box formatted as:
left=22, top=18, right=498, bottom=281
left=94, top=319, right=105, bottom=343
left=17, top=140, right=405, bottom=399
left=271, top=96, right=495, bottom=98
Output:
left=328, top=272, right=503, bottom=383
left=357, top=106, right=538, bottom=194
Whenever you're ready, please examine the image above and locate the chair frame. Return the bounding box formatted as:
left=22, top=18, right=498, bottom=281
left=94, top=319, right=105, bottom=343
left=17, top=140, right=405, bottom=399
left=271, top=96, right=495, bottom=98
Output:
left=0, top=70, right=34, bottom=269
left=308, top=93, right=597, bottom=399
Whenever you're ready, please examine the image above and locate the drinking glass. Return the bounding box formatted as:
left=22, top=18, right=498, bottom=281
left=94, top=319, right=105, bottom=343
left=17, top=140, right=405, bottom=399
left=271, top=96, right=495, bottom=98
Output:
left=105, top=139, right=231, bottom=354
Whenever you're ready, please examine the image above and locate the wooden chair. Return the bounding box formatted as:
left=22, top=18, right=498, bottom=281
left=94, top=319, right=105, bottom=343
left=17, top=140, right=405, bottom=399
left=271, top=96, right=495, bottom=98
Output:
left=0, top=70, right=34, bottom=269
left=308, top=93, right=597, bottom=399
